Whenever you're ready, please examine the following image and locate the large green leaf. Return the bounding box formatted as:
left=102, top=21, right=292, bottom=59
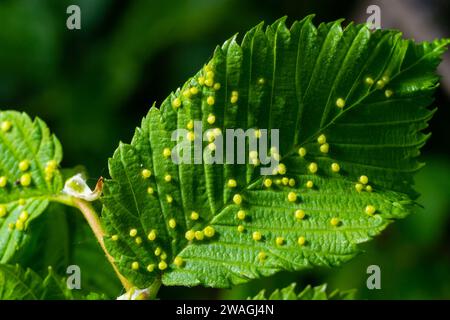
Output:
left=251, top=283, right=356, bottom=300
left=0, top=111, right=63, bottom=262
left=101, top=16, right=449, bottom=289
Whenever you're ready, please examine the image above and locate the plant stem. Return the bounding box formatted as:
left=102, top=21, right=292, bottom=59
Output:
left=147, top=278, right=162, bottom=300
left=69, top=197, right=133, bottom=292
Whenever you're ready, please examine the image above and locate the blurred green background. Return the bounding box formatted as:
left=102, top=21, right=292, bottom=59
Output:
left=1, top=0, right=449, bottom=299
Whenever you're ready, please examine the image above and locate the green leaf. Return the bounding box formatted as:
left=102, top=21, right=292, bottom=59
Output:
left=250, top=283, right=356, bottom=300
left=0, top=264, right=72, bottom=300
left=101, top=16, right=449, bottom=289
left=0, top=111, right=63, bottom=262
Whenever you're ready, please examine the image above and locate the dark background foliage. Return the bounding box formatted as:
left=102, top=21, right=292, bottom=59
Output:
left=0, top=0, right=449, bottom=299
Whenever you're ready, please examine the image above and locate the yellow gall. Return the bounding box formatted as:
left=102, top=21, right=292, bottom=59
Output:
left=198, top=76, right=205, bottom=85
left=308, top=162, right=318, bottom=174
left=252, top=231, right=262, bottom=241
left=19, top=160, right=30, bottom=172
left=237, top=210, right=246, bottom=220
left=277, top=163, right=287, bottom=175
left=168, top=218, right=176, bottom=229
left=146, top=264, right=155, bottom=272
left=158, top=261, right=168, bottom=270
left=365, top=77, right=374, bottom=85
left=227, top=179, right=237, bottom=188
left=230, top=91, right=239, bottom=104
left=131, top=262, right=139, bottom=270
left=287, top=192, right=297, bottom=202
left=336, top=98, right=345, bottom=108
left=154, top=247, right=162, bottom=256
left=366, top=185, right=373, bottom=192
left=19, top=210, right=28, bottom=221
left=306, top=180, right=314, bottom=189
left=15, top=220, right=24, bottom=231
left=355, top=183, right=364, bottom=192
left=385, top=89, right=393, bottom=98
left=263, top=178, right=272, bottom=188
left=213, top=83, right=221, bottom=90
left=319, top=143, right=329, bottom=153
left=1, top=121, right=12, bottom=132
left=172, top=98, right=182, bottom=109
left=185, top=230, right=195, bottom=241
left=141, top=169, right=151, bottom=179
left=111, top=235, right=119, bottom=241
left=288, top=178, right=296, bottom=187
left=190, top=211, right=199, bottom=220
left=281, top=177, right=289, bottom=186
left=0, top=176, right=7, bottom=188
left=298, top=147, right=307, bottom=157
left=204, top=226, right=215, bottom=238
left=376, top=79, right=385, bottom=89
left=295, top=209, right=305, bottom=220
left=331, top=163, right=340, bottom=172
left=166, top=195, right=173, bottom=203
left=237, top=225, right=245, bottom=233
left=164, top=174, right=172, bottom=182
left=317, top=134, right=327, bottom=145
left=187, top=131, right=195, bottom=141
left=189, top=87, right=199, bottom=95
left=135, top=237, right=142, bottom=245
left=174, top=256, right=184, bottom=267
left=20, top=173, right=32, bottom=187
left=195, top=230, right=204, bottom=241
left=183, top=89, right=191, bottom=98
left=206, top=96, right=215, bottom=106
left=359, top=175, right=369, bottom=185
left=298, top=236, right=306, bottom=246
left=257, top=251, right=267, bottom=261
left=204, top=78, right=214, bottom=87
left=147, top=187, right=154, bottom=195
left=365, top=205, right=376, bottom=215
left=163, top=148, right=171, bottom=158
left=207, top=114, right=216, bottom=124
left=129, top=229, right=138, bottom=237
left=275, top=237, right=284, bottom=246
left=147, top=230, right=157, bottom=241
left=0, top=205, right=7, bottom=218
left=330, top=217, right=340, bottom=226
left=233, top=194, right=242, bottom=205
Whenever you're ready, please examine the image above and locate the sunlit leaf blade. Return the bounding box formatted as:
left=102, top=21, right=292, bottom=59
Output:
left=101, top=16, right=449, bottom=288
left=0, top=111, right=63, bottom=262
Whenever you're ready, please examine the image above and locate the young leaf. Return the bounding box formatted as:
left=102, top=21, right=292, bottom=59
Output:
left=0, top=111, right=63, bottom=262
left=101, top=16, right=449, bottom=289
left=0, top=264, right=71, bottom=300
left=250, top=283, right=356, bottom=300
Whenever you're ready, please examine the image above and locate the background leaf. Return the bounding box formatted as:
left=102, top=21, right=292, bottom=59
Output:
left=0, top=111, right=63, bottom=263
left=0, top=264, right=70, bottom=300
left=250, top=282, right=356, bottom=300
